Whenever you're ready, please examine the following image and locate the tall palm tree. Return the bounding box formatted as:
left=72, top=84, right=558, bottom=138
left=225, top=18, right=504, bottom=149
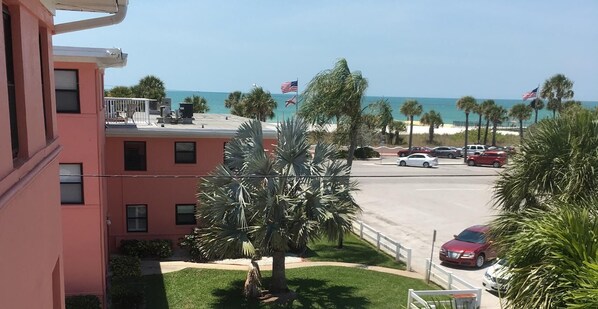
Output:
left=489, top=105, right=507, bottom=146
left=419, top=110, right=443, bottom=143
left=480, top=100, right=496, bottom=145
left=369, top=99, right=393, bottom=136
left=529, top=98, right=544, bottom=123
left=225, top=91, right=246, bottom=116
left=242, top=86, right=277, bottom=122
left=300, top=58, right=369, bottom=169
left=400, top=100, right=423, bottom=152
left=540, top=74, right=574, bottom=118
left=456, top=96, right=477, bottom=161
left=509, top=103, right=532, bottom=143
left=194, top=118, right=360, bottom=294
left=131, top=75, right=166, bottom=102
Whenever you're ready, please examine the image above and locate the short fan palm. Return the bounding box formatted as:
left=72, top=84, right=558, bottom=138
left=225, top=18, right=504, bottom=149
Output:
left=194, top=118, right=360, bottom=294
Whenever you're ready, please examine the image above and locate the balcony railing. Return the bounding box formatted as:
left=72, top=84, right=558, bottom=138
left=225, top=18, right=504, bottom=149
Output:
left=104, top=97, right=153, bottom=125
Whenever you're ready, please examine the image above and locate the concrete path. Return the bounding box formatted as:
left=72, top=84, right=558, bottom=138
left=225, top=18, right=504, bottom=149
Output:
left=141, top=259, right=423, bottom=280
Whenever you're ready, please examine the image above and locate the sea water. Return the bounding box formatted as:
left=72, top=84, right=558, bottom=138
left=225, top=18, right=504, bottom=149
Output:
left=166, top=90, right=598, bottom=126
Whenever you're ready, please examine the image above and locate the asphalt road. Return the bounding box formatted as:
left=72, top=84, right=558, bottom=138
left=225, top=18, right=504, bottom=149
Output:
left=350, top=157, right=505, bottom=308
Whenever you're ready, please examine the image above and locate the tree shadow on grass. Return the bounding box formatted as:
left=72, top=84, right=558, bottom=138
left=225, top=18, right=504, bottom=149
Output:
left=211, top=278, right=369, bottom=308
left=305, top=240, right=403, bottom=269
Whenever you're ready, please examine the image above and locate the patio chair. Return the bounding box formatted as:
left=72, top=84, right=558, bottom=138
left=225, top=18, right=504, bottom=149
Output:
left=125, top=104, right=136, bottom=124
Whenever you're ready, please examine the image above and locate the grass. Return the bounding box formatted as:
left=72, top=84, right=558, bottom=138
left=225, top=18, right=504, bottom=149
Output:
left=144, top=267, right=437, bottom=309
left=305, top=233, right=406, bottom=270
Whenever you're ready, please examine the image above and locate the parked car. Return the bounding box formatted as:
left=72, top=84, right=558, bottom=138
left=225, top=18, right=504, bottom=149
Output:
left=466, top=151, right=508, bottom=168
left=439, top=225, right=497, bottom=268
left=430, top=146, right=462, bottom=159
left=397, top=153, right=438, bottom=168
left=483, top=258, right=511, bottom=293
left=397, top=146, right=432, bottom=157
left=463, top=144, right=487, bottom=156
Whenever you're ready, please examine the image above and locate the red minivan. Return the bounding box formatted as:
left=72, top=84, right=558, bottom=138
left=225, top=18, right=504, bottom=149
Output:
left=466, top=151, right=508, bottom=168
left=439, top=225, right=497, bottom=268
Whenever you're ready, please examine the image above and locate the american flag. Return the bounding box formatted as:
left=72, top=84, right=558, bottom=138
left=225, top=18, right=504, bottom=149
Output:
left=285, top=95, right=297, bottom=107
left=522, top=87, right=538, bottom=100
left=281, top=80, right=298, bottom=93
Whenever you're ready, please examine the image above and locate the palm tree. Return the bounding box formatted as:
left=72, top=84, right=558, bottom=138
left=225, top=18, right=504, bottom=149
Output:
left=561, top=100, right=583, bottom=116
left=456, top=96, right=477, bottom=161
left=131, top=75, right=166, bottom=102
left=529, top=98, right=544, bottom=124
left=490, top=110, right=598, bottom=308
left=300, top=58, right=368, bottom=169
left=509, top=103, right=532, bottom=142
left=242, top=87, right=277, bottom=122
left=419, top=110, right=443, bottom=143
left=480, top=100, right=496, bottom=145
left=184, top=95, right=210, bottom=113
left=194, top=118, right=360, bottom=295
left=540, top=74, right=574, bottom=118
left=493, top=110, right=598, bottom=211
left=388, top=120, right=406, bottom=145
left=106, top=85, right=133, bottom=98
left=225, top=91, right=246, bottom=116
left=369, top=99, right=393, bottom=136
left=490, top=202, right=598, bottom=309
left=489, top=105, right=507, bottom=146
left=400, top=100, right=423, bottom=152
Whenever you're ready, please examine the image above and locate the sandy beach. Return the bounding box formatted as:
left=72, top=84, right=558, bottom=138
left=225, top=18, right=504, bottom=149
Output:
left=301, top=121, right=519, bottom=136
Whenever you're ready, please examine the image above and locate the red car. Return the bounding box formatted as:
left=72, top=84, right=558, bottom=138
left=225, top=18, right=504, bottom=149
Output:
left=439, top=225, right=497, bottom=268
left=466, top=151, right=508, bottom=168
left=397, top=146, right=432, bottom=157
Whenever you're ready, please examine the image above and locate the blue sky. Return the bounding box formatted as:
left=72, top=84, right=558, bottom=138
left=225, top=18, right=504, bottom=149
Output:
left=52, top=0, right=598, bottom=100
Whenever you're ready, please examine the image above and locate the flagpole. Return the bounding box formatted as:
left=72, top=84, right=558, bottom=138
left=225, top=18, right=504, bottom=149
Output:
left=295, top=78, right=299, bottom=115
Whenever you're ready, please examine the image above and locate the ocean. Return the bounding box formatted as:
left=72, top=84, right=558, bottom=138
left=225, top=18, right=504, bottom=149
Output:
left=166, top=90, right=598, bottom=126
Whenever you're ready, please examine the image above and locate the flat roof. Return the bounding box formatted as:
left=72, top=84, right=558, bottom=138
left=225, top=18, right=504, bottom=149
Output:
left=105, top=113, right=279, bottom=139
left=53, top=46, right=127, bottom=68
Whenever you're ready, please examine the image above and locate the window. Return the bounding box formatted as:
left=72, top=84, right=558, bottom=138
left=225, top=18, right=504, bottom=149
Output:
left=127, top=205, right=147, bottom=232
left=4, top=6, right=18, bottom=158
left=60, top=164, right=83, bottom=204
left=54, top=69, right=80, bottom=113
left=176, top=204, right=196, bottom=225
left=124, top=141, right=146, bottom=171
left=175, top=142, right=196, bottom=164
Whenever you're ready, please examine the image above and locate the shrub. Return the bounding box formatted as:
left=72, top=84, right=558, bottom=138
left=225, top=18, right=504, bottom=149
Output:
left=119, top=239, right=172, bottom=259
left=65, top=295, right=101, bottom=309
left=109, top=255, right=141, bottom=283
left=354, top=146, right=380, bottom=159
left=110, top=282, right=144, bottom=309
left=179, top=228, right=208, bottom=262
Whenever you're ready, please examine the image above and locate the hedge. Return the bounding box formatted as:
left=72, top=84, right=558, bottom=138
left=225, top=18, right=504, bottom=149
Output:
left=119, top=239, right=172, bottom=259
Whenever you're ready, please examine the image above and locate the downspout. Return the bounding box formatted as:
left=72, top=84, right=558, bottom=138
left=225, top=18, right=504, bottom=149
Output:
left=54, top=1, right=128, bottom=34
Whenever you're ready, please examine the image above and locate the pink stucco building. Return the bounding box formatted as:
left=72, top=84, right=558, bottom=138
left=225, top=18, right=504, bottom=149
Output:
left=54, top=46, right=127, bottom=303
left=0, top=1, right=127, bottom=308
left=104, top=114, right=278, bottom=251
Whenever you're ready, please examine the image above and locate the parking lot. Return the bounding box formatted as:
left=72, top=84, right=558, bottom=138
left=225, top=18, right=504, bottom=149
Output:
left=350, top=157, right=504, bottom=308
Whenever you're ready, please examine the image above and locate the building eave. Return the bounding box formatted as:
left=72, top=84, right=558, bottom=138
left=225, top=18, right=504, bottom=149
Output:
left=53, top=45, right=127, bottom=68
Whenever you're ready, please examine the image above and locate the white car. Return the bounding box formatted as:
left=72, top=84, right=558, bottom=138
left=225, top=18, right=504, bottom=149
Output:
left=482, top=259, right=511, bottom=293
left=397, top=153, right=438, bottom=168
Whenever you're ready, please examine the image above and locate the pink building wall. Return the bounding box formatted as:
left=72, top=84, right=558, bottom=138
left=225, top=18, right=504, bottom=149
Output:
left=105, top=135, right=277, bottom=251
left=0, top=1, right=64, bottom=308
left=55, top=61, right=108, bottom=300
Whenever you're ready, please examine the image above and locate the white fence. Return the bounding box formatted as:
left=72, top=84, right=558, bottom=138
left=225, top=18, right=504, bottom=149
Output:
left=104, top=97, right=152, bottom=125
left=408, top=288, right=481, bottom=309
left=423, top=259, right=482, bottom=308
left=351, top=221, right=412, bottom=271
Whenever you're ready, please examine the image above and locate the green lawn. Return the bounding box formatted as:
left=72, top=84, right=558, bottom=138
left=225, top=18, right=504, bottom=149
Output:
left=305, top=233, right=406, bottom=270
left=144, top=267, right=436, bottom=309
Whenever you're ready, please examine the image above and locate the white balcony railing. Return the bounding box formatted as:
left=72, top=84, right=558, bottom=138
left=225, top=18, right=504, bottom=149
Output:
left=104, top=97, right=153, bottom=125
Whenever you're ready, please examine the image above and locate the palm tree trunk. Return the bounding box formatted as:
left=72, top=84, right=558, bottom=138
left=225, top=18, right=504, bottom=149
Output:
left=429, top=125, right=434, bottom=143
left=519, top=119, right=524, bottom=143
left=492, top=123, right=497, bottom=146
left=270, top=251, right=288, bottom=293
left=477, top=115, right=482, bottom=144
left=463, top=113, right=469, bottom=163
left=534, top=108, right=539, bottom=124
left=337, top=230, right=344, bottom=249
left=483, top=119, right=490, bottom=145
left=408, top=116, right=414, bottom=152
left=346, top=121, right=359, bottom=168
left=553, top=109, right=556, bottom=118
